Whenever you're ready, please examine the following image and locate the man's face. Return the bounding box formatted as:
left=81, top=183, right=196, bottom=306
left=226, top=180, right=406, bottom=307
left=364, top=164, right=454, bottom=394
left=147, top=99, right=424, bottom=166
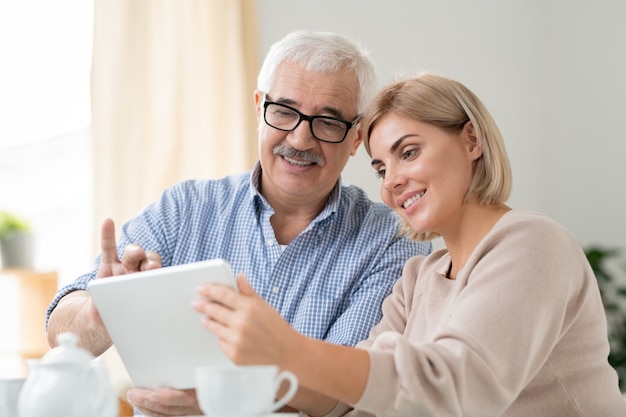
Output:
left=254, top=61, right=362, bottom=206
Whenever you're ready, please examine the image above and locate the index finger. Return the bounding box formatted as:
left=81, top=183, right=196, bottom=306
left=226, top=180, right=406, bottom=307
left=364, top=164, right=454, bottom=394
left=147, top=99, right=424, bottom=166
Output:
left=99, top=218, right=120, bottom=265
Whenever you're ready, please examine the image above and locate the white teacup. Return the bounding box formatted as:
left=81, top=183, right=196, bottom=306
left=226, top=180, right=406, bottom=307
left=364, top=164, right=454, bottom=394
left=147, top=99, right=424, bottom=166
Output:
left=195, top=365, right=298, bottom=416
left=0, top=378, right=25, bottom=417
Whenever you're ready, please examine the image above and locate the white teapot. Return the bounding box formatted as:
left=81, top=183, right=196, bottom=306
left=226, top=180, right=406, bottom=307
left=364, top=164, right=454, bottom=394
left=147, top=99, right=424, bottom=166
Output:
left=18, top=332, right=118, bottom=417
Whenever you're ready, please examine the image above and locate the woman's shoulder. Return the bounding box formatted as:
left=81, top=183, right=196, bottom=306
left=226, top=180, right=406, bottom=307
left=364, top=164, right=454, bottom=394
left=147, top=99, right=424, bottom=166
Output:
left=487, top=208, right=583, bottom=260
left=500, top=207, right=556, bottom=224
left=496, top=208, right=571, bottom=238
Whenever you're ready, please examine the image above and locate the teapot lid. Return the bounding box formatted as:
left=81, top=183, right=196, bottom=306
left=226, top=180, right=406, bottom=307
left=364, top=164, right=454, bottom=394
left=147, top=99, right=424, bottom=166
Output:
left=41, top=332, right=95, bottom=364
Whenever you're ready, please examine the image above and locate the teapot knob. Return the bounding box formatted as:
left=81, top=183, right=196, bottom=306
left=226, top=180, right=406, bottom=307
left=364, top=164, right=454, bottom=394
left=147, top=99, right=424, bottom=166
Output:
left=56, top=332, right=79, bottom=347
left=41, top=332, right=95, bottom=364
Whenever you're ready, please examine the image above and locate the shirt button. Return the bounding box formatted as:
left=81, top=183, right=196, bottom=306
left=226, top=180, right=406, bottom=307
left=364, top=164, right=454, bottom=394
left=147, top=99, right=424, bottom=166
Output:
left=272, top=286, right=280, bottom=294
left=266, top=240, right=274, bottom=246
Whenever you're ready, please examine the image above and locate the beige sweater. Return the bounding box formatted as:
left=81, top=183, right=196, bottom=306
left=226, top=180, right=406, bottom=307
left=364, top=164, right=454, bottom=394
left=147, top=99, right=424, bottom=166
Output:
left=335, top=209, right=626, bottom=417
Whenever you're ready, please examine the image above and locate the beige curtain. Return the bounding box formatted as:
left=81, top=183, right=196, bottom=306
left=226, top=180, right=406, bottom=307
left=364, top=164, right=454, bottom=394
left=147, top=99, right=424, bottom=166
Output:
left=91, top=0, right=259, bottom=252
left=91, top=1, right=259, bottom=403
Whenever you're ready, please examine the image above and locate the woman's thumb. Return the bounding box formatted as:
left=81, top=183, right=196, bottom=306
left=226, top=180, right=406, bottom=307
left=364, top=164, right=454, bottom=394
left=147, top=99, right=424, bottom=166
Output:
left=236, top=274, right=257, bottom=296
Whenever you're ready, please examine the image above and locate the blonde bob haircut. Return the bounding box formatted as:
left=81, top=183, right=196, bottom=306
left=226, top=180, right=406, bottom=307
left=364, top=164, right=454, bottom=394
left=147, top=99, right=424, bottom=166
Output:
left=363, top=72, right=512, bottom=242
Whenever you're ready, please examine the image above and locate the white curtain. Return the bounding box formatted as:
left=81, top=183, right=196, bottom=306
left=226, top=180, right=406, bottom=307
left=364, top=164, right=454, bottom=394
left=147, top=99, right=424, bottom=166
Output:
left=91, top=0, right=259, bottom=250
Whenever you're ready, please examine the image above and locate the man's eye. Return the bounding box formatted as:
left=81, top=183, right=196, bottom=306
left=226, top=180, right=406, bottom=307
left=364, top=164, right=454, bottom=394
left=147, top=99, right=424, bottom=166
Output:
left=318, top=118, right=342, bottom=129
left=275, top=109, right=295, bottom=118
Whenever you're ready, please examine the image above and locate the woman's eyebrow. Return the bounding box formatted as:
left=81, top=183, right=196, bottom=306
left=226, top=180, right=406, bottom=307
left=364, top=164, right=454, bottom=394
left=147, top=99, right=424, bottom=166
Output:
left=370, top=134, right=418, bottom=167
left=390, top=135, right=417, bottom=152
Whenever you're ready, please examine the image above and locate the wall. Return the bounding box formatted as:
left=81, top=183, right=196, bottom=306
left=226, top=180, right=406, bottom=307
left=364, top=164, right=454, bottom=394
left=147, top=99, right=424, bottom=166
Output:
left=256, top=0, right=626, bottom=259
left=2, top=0, right=625, bottom=284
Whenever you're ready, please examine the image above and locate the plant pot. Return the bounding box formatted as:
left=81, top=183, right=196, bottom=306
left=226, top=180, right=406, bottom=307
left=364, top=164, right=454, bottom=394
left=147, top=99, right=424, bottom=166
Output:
left=0, top=231, right=35, bottom=269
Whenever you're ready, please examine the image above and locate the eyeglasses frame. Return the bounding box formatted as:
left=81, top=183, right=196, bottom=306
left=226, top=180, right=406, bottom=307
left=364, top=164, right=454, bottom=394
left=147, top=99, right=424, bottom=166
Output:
left=262, top=95, right=360, bottom=144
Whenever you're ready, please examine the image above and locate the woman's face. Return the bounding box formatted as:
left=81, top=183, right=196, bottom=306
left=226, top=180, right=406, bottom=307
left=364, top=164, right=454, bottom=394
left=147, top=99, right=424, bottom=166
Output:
left=369, top=112, right=481, bottom=237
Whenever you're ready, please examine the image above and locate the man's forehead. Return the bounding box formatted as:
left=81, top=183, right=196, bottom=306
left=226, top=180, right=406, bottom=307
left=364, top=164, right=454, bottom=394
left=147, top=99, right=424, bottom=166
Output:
left=270, top=62, right=360, bottom=117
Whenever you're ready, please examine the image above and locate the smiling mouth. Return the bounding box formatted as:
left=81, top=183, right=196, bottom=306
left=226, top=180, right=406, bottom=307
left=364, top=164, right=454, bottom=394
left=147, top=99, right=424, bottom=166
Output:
left=283, top=156, right=317, bottom=167
left=273, top=144, right=325, bottom=167
left=402, top=191, right=425, bottom=209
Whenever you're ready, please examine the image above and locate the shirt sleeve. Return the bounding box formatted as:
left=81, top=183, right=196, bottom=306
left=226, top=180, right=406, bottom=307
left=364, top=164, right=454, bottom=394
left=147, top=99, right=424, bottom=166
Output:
left=323, top=237, right=430, bottom=347
left=317, top=256, right=421, bottom=417
left=355, top=255, right=421, bottom=350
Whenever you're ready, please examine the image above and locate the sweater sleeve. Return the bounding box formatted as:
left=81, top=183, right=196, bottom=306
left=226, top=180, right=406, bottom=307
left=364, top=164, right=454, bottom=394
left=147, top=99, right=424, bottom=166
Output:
left=353, top=211, right=600, bottom=416
left=320, top=256, right=427, bottom=417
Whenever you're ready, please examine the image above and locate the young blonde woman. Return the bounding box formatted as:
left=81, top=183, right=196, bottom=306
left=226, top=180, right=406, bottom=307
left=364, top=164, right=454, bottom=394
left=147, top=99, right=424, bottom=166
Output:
left=193, top=73, right=626, bottom=417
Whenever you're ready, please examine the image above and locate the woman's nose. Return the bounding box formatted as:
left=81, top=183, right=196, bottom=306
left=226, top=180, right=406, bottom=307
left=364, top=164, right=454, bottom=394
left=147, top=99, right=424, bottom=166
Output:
left=383, top=166, right=406, bottom=192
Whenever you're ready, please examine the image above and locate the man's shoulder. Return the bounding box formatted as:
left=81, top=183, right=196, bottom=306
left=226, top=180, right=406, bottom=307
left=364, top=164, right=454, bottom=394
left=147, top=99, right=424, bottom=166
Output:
left=169, top=171, right=252, bottom=196
left=338, top=183, right=432, bottom=255
left=339, top=182, right=396, bottom=219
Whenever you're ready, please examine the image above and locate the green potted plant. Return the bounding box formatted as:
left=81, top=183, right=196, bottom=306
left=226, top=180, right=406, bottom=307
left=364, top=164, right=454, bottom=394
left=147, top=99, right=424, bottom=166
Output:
left=0, top=210, right=35, bottom=269
left=585, top=245, right=626, bottom=391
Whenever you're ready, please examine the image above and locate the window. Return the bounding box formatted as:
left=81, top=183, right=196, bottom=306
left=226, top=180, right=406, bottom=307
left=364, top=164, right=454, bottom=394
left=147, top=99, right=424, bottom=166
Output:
left=0, top=1, right=95, bottom=285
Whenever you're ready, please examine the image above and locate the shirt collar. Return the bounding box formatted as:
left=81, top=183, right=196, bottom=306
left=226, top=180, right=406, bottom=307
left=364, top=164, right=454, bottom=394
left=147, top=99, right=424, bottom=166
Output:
left=248, top=161, right=340, bottom=222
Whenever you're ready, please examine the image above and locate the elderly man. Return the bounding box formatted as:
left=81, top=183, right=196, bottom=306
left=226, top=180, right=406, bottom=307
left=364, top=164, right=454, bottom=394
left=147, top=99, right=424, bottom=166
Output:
left=46, top=30, right=431, bottom=416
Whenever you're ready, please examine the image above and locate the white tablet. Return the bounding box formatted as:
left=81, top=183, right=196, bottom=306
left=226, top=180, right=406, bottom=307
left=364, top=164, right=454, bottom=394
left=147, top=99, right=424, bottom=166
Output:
left=88, top=258, right=237, bottom=389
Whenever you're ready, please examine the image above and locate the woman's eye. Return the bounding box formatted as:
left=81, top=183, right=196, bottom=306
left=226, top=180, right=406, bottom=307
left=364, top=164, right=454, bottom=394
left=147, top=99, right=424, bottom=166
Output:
left=375, top=169, right=386, bottom=179
left=401, top=148, right=418, bottom=160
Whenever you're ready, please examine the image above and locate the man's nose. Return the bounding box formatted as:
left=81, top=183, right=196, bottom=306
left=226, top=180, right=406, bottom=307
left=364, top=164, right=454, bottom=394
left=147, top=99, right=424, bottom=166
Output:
left=287, top=120, right=317, bottom=150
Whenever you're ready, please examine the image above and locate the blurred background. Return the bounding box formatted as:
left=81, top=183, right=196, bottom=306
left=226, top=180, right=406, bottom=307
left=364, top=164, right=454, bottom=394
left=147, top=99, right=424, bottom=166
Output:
left=1, top=0, right=625, bottom=375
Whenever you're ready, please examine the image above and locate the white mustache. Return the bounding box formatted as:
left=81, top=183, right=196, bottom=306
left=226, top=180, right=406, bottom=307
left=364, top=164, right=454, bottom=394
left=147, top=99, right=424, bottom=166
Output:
left=272, top=144, right=325, bottom=167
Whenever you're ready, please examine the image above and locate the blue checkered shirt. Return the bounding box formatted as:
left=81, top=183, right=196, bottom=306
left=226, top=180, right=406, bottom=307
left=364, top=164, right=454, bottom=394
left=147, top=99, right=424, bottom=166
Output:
left=47, top=163, right=431, bottom=346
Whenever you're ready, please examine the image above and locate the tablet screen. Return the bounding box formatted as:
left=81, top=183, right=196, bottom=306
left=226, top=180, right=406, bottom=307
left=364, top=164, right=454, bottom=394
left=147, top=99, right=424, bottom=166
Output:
left=88, top=258, right=237, bottom=389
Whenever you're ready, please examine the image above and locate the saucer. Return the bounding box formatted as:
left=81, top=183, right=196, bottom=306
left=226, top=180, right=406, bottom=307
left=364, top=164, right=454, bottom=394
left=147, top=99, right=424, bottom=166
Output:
left=187, top=414, right=299, bottom=417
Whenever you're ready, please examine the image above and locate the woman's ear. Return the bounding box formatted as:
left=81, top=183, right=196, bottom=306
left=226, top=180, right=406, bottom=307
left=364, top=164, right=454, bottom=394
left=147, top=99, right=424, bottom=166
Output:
left=463, top=121, right=482, bottom=160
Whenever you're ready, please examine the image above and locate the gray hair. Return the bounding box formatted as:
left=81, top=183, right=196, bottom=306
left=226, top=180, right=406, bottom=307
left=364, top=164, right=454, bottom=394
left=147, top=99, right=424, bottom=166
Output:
left=257, top=30, right=377, bottom=114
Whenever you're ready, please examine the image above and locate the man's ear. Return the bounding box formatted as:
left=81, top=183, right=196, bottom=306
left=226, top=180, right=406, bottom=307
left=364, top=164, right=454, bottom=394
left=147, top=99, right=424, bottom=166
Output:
left=350, top=121, right=364, bottom=156
left=253, top=90, right=263, bottom=118
left=464, top=121, right=482, bottom=160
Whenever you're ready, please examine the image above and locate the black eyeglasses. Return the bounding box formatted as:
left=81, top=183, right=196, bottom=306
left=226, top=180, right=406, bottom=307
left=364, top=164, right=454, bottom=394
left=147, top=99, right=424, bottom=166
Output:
left=262, top=96, right=360, bottom=143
